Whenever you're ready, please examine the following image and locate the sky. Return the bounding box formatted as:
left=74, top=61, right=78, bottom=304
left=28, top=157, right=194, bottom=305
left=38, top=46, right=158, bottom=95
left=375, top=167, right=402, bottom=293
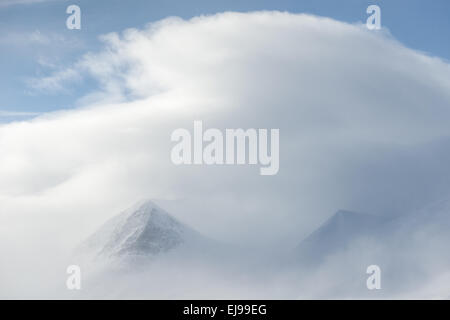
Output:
left=1, top=7, right=450, bottom=243
left=0, top=0, right=449, bottom=117
left=1, top=1, right=450, bottom=298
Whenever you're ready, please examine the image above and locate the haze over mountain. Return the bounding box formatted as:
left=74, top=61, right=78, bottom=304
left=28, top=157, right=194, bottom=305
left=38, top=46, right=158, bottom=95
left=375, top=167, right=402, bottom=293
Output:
left=289, top=198, right=450, bottom=298
left=69, top=197, right=450, bottom=299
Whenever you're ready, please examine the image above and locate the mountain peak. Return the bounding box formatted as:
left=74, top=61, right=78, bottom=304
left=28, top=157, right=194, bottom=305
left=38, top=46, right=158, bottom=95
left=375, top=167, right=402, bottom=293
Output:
left=324, top=210, right=383, bottom=230
left=294, top=209, right=386, bottom=264
left=80, top=200, right=205, bottom=259
left=124, top=199, right=180, bottom=230
left=334, top=210, right=361, bottom=218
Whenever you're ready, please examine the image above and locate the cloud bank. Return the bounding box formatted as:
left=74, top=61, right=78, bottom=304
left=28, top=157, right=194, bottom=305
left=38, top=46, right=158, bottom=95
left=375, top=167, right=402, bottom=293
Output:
left=1, top=11, right=450, bottom=298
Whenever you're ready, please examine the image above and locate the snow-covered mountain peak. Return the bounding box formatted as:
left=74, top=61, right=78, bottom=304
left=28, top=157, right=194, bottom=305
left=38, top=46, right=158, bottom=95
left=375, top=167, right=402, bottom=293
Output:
left=80, top=200, right=206, bottom=259
left=123, top=199, right=184, bottom=231
left=294, top=210, right=386, bottom=264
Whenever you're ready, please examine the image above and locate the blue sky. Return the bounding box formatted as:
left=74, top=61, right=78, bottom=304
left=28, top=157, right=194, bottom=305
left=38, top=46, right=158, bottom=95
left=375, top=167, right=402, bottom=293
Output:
left=0, top=0, right=449, bottom=118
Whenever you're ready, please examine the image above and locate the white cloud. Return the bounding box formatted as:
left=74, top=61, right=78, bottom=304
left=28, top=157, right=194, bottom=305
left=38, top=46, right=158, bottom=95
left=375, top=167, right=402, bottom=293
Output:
left=1, top=11, right=450, bottom=297
left=27, top=67, right=81, bottom=93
